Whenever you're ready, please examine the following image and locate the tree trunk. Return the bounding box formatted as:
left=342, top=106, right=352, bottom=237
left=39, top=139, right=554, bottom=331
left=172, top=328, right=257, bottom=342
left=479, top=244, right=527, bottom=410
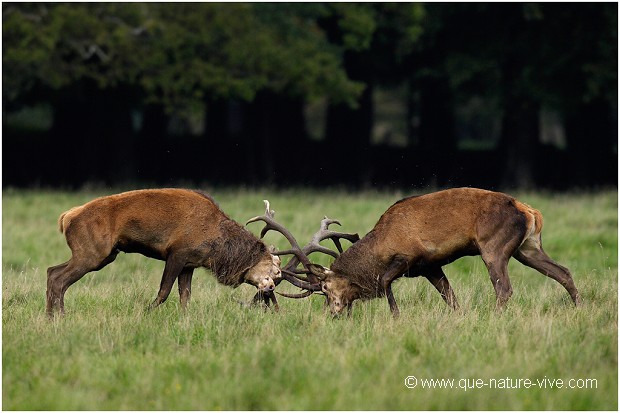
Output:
left=324, top=84, right=373, bottom=187
left=564, top=99, right=618, bottom=187
left=417, top=74, right=457, bottom=187
left=497, top=56, right=541, bottom=189
left=498, top=94, right=540, bottom=189
left=137, top=103, right=168, bottom=183
left=49, top=81, right=135, bottom=186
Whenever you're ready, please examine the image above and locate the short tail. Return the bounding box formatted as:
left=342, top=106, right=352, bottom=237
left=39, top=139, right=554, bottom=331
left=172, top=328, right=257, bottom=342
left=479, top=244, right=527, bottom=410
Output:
left=57, top=207, right=81, bottom=234
left=515, top=200, right=544, bottom=236
left=57, top=211, right=68, bottom=233
left=530, top=207, right=543, bottom=235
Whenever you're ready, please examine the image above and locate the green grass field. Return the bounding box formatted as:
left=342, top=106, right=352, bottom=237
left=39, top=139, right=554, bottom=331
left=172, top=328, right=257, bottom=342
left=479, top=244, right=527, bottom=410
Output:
left=2, top=187, right=618, bottom=410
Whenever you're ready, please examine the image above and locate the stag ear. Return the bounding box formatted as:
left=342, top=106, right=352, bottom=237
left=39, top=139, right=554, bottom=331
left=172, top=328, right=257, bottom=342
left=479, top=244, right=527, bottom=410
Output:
left=307, top=264, right=333, bottom=281
left=267, top=246, right=282, bottom=268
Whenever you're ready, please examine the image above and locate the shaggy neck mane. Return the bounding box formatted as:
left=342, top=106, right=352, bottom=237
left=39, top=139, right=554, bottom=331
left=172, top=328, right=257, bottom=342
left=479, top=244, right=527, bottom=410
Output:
left=331, top=230, right=388, bottom=300
left=205, top=219, right=267, bottom=287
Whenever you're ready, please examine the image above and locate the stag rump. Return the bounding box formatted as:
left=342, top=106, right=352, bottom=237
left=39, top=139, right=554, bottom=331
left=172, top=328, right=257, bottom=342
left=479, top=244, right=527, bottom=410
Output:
left=46, top=189, right=280, bottom=316
left=276, top=188, right=581, bottom=317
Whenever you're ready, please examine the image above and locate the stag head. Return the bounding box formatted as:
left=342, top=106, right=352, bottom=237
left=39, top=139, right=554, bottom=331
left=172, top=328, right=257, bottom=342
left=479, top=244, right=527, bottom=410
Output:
left=301, top=265, right=363, bottom=315
left=243, top=252, right=279, bottom=293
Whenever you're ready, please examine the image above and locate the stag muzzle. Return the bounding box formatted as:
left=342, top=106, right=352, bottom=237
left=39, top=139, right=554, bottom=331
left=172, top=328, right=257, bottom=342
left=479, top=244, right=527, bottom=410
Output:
left=257, top=276, right=276, bottom=293
left=328, top=299, right=347, bottom=317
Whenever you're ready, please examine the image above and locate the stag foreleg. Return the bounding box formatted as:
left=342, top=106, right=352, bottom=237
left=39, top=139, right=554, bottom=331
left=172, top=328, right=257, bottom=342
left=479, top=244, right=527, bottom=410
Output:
left=149, top=255, right=186, bottom=310
left=248, top=290, right=280, bottom=312
left=424, top=267, right=459, bottom=310
left=251, top=290, right=276, bottom=309
left=380, top=258, right=409, bottom=318
left=268, top=292, right=279, bottom=311
left=251, top=291, right=265, bottom=306
left=178, top=267, right=194, bottom=310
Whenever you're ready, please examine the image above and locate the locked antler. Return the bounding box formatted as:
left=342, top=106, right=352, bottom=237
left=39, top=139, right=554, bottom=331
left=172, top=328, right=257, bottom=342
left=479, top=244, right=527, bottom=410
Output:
left=246, top=200, right=313, bottom=270
left=246, top=200, right=359, bottom=301
left=276, top=217, right=359, bottom=299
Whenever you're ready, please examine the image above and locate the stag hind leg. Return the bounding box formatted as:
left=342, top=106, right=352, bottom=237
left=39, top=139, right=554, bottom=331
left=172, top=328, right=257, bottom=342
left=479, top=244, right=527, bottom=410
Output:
left=46, top=262, right=69, bottom=316
left=424, top=267, right=459, bottom=310
left=514, top=235, right=580, bottom=305
left=46, top=251, right=119, bottom=317
left=477, top=203, right=531, bottom=310
left=481, top=240, right=521, bottom=310
left=479, top=233, right=527, bottom=310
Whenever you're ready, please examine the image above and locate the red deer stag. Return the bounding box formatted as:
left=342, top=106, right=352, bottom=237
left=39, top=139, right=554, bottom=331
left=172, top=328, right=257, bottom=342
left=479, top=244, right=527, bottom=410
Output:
left=273, top=188, right=581, bottom=317
left=46, top=189, right=281, bottom=316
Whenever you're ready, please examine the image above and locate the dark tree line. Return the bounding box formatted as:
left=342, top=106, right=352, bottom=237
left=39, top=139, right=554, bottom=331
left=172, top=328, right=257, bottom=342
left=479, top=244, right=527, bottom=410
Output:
left=3, top=3, right=617, bottom=189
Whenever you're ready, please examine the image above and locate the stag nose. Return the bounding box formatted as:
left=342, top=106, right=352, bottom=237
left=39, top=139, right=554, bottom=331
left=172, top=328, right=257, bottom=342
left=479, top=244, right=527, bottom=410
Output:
left=260, top=277, right=275, bottom=292
left=330, top=300, right=346, bottom=317
left=331, top=309, right=344, bottom=318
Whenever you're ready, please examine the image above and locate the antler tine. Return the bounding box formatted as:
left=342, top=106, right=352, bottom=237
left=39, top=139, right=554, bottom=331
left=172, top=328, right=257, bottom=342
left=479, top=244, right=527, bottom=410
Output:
left=246, top=200, right=313, bottom=270
left=245, top=200, right=274, bottom=225
left=282, top=216, right=359, bottom=269
left=278, top=214, right=359, bottom=296
left=276, top=290, right=315, bottom=299
left=307, top=216, right=360, bottom=256
left=281, top=270, right=321, bottom=291
left=320, top=216, right=360, bottom=239
left=264, top=199, right=274, bottom=217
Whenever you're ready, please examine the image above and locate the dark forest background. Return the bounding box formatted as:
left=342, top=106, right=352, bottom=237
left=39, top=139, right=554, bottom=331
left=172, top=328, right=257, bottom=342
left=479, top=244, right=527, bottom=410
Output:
left=3, top=3, right=617, bottom=190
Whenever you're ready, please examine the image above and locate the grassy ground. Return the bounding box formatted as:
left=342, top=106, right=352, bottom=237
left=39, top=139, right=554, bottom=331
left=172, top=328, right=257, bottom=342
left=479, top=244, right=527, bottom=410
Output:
left=2, top=187, right=617, bottom=410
